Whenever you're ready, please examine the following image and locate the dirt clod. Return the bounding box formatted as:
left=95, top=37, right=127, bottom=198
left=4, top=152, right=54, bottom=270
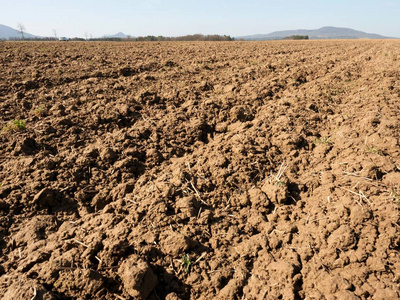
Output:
left=118, top=255, right=157, bottom=298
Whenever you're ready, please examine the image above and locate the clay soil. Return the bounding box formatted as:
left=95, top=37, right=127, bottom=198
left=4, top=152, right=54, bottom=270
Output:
left=1, top=40, right=400, bottom=299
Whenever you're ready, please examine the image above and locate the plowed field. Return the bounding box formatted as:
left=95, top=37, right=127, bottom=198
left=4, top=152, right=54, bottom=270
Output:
left=1, top=40, right=400, bottom=299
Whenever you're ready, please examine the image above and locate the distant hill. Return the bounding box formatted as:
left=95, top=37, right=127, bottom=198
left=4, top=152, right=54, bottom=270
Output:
left=104, top=32, right=131, bottom=38
left=237, top=26, right=393, bottom=40
left=0, top=24, right=38, bottom=39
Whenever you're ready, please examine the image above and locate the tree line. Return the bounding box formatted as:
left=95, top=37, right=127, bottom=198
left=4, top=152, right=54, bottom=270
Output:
left=283, top=35, right=309, bottom=40
left=3, top=24, right=235, bottom=42
left=96, top=34, right=235, bottom=42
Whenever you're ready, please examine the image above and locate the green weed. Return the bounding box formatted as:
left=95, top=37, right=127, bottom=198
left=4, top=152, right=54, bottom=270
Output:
left=12, top=119, right=26, bottom=130
left=3, top=119, right=26, bottom=131
left=365, top=144, right=382, bottom=155
left=34, top=106, right=45, bottom=117
left=181, top=254, right=192, bottom=273
left=314, top=136, right=332, bottom=145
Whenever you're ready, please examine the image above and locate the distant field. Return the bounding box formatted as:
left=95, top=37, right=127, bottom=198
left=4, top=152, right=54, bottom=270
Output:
left=1, top=40, right=400, bottom=299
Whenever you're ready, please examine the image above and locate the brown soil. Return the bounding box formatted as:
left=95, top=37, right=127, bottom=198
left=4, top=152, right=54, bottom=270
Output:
left=1, top=40, right=400, bottom=300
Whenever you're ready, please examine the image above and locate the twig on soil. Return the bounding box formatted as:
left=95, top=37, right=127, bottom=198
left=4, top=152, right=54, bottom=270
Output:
left=33, top=128, right=44, bottom=134
left=271, top=162, right=288, bottom=183
left=261, top=288, right=268, bottom=299
left=95, top=256, right=102, bottom=265
left=310, top=216, right=329, bottom=223
left=74, top=240, right=89, bottom=248
left=29, top=287, right=37, bottom=300
left=201, top=228, right=212, bottom=237
left=342, top=171, right=373, bottom=181
left=189, top=180, right=207, bottom=205
left=197, top=207, right=202, bottom=219
left=269, top=282, right=281, bottom=287
left=60, top=186, right=70, bottom=192
left=271, top=229, right=286, bottom=235
left=359, top=190, right=372, bottom=204
left=339, top=186, right=372, bottom=205
left=115, top=295, right=127, bottom=300
left=189, top=180, right=201, bottom=198
left=194, top=252, right=207, bottom=264
left=223, top=204, right=230, bottom=211
left=127, top=198, right=138, bottom=205
left=336, top=131, right=344, bottom=138
left=305, top=212, right=311, bottom=224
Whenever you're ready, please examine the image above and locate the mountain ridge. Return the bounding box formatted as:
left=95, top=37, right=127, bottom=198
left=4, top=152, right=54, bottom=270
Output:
left=237, top=26, right=394, bottom=40
left=104, top=32, right=131, bottom=38
left=0, top=24, right=38, bottom=39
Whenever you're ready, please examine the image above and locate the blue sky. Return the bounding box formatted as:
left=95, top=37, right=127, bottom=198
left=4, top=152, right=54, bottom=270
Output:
left=1, top=0, right=399, bottom=38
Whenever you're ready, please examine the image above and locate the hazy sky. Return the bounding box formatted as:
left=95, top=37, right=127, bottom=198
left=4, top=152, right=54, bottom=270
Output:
left=1, top=0, right=399, bottom=38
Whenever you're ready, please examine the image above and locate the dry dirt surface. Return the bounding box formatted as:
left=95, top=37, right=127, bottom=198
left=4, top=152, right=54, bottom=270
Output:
left=0, top=40, right=400, bottom=299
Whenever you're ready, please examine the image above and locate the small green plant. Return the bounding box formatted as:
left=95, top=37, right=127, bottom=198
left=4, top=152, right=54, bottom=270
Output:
left=34, top=106, right=45, bottom=117
left=365, top=144, right=382, bottom=155
left=3, top=119, right=26, bottom=131
left=12, top=119, right=26, bottom=130
left=275, top=180, right=283, bottom=187
left=314, top=136, right=332, bottom=145
left=181, top=254, right=191, bottom=273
